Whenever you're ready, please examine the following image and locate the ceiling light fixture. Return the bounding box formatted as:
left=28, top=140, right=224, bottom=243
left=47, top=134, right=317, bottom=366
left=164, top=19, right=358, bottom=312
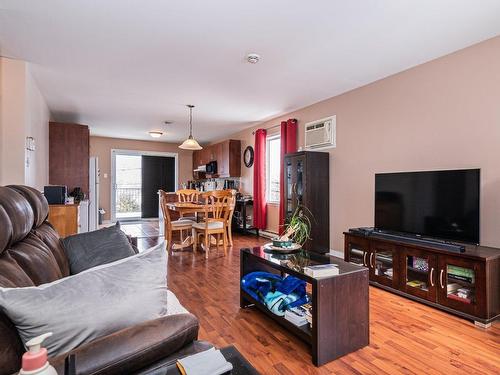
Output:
left=149, top=131, right=163, bottom=138
left=246, top=53, right=260, bottom=64
left=179, top=105, right=202, bottom=150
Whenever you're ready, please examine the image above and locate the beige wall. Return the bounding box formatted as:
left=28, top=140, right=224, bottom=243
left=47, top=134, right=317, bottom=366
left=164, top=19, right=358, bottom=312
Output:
left=25, top=65, right=50, bottom=189
left=89, top=136, right=193, bottom=220
left=0, top=57, right=27, bottom=185
left=0, top=57, right=50, bottom=190
left=221, top=36, right=500, bottom=250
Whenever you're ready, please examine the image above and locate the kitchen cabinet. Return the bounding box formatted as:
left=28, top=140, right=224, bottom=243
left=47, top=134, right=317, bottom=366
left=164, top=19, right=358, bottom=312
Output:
left=216, top=143, right=226, bottom=176
left=193, top=149, right=200, bottom=168
left=192, top=139, right=241, bottom=178
left=208, top=145, right=216, bottom=161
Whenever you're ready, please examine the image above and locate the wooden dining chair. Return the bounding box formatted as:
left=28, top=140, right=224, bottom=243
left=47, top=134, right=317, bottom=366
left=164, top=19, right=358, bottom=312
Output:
left=176, top=189, right=200, bottom=221
left=159, top=190, right=195, bottom=253
left=192, top=190, right=232, bottom=259
left=210, top=189, right=236, bottom=247
left=176, top=189, right=200, bottom=203
left=226, top=190, right=237, bottom=246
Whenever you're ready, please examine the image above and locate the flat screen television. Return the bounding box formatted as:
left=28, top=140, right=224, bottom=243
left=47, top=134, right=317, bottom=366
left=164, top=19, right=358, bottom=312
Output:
left=375, top=169, right=480, bottom=244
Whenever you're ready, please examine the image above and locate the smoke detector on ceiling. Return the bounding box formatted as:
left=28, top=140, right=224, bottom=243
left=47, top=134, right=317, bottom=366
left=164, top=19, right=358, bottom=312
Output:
left=246, top=53, right=260, bottom=64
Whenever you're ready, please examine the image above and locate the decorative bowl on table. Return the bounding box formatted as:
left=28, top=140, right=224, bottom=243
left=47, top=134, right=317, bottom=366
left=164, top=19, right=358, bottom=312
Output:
left=272, top=238, right=293, bottom=248
left=263, top=242, right=301, bottom=254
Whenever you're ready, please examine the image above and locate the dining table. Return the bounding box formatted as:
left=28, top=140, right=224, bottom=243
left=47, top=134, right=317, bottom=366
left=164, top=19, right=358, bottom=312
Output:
left=166, top=201, right=205, bottom=250
left=166, top=201, right=230, bottom=251
left=166, top=201, right=207, bottom=216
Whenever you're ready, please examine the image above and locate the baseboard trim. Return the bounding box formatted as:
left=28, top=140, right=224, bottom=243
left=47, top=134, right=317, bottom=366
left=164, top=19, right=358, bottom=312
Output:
left=329, top=249, right=343, bottom=259
left=258, top=230, right=277, bottom=239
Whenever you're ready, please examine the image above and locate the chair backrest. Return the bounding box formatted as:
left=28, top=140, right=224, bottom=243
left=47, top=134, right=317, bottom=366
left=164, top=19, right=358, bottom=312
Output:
left=159, top=190, right=173, bottom=227
left=176, top=189, right=200, bottom=203
left=201, top=190, right=233, bottom=222
left=227, top=189, right=237, bottom=223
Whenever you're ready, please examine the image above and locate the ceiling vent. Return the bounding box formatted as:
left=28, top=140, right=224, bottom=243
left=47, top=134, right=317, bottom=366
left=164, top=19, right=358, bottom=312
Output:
left=304, top=116, right=336, bottom=149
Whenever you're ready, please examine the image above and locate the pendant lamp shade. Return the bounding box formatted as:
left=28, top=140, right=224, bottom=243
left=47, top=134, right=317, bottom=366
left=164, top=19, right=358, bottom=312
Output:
left=179, top=105, right=202, bottom=150
left=179, top=136, right=202, bottom=150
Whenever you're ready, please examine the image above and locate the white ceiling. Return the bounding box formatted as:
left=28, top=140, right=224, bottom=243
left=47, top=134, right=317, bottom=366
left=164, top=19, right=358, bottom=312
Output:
left=1, top=1, right=500, bottom=143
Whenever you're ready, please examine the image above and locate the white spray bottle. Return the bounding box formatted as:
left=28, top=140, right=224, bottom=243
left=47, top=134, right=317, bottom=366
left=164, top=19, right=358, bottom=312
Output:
left=19, top=332, right=58, bottom=375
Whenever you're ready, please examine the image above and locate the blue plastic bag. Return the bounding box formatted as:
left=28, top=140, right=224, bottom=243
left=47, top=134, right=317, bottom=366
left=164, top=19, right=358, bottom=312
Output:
left=241, top=271, right=309, bottom=316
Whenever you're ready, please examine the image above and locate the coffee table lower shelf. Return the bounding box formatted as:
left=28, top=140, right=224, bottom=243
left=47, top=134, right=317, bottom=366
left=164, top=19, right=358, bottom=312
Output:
left=240, top=290, right=312, bottom=344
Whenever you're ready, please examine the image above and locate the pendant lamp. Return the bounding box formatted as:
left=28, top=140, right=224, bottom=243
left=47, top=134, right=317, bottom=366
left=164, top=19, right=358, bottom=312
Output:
left=179, top=105, right=202, bottom=150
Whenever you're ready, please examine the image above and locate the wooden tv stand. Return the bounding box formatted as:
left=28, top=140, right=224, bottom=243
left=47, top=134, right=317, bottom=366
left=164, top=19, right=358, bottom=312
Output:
left=344, top=230, right=500, bottom=327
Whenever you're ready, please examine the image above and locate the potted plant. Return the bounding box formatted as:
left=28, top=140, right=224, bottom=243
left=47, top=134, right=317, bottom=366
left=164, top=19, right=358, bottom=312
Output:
left=273, top=205, right=312, bottom=248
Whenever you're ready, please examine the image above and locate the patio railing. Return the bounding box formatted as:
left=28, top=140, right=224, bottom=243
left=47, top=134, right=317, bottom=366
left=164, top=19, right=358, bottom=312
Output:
left=116, top=186, right=141, bottom=214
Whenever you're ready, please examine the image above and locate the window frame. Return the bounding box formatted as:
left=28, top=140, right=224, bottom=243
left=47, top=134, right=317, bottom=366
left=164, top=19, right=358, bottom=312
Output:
left=266, top=134, right=281, bottom=204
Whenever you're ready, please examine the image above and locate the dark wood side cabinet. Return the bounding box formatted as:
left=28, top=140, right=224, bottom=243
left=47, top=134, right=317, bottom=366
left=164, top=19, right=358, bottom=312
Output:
left=49, top=122, right=90, bottom=195
left=192, top=139, right=241, bottom=178
left=284, top=151, right=329, bottom=253
left=344, top=232, right=500, bottom=327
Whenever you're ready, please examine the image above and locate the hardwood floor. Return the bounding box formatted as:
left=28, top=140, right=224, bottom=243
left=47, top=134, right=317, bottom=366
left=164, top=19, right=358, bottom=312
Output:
left=115, top=220, right=161, bottom=250
left=121, top=222, right=500, bottom=374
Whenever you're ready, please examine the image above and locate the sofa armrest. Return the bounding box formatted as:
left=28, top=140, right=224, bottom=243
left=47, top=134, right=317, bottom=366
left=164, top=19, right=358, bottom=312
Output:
left=50, top=313, right=199, bottom=375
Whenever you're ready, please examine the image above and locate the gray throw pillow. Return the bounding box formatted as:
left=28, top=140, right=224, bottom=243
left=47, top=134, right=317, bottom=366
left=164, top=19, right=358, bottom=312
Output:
left=0, top=242, right=168, bottom=357
left=62, top=222, right=136, bottom=274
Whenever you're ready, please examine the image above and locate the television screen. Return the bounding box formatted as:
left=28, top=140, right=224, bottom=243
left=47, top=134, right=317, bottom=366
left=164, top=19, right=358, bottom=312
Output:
left=375, top=169, right=480, bottom=244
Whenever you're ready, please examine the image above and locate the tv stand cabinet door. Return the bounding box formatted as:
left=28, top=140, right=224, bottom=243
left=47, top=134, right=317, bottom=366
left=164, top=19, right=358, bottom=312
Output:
left=436, top=255, right=486, bottom=318
left=400, top=247, right=438, bottom=302
left=369, top=241, right=398, bottom=288
left=344, top=235, right=370, bottom=268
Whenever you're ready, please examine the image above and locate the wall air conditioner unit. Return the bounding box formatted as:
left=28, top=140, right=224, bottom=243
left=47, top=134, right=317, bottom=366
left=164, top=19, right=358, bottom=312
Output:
left=304, top=115, right=336, bottom=149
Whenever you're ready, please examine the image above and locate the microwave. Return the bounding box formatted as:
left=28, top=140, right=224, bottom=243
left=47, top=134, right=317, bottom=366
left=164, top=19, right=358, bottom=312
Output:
left=206, top=160, right=217, bottom=174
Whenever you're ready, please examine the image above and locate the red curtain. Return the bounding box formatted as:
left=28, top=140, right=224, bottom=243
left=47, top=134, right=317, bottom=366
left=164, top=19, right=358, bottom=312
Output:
left=253, top=129, right=267, bottom=230
left=279, top=119, right=298, bottom=234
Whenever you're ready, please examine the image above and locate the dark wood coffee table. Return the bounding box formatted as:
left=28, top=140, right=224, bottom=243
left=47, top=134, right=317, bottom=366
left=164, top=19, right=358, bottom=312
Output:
left=240, top=247, right=369, bottom=366
left=163, top=345, right=259, bottom=374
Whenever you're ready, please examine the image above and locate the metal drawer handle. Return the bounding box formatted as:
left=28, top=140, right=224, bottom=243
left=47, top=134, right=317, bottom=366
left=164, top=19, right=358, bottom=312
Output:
left=370, top=253, right=374, bottom=268
left=363, top=252, right=367, bottom=267
left=439, top=269, right=444, bottom=289
left=429, top=267, right=435, bottom=287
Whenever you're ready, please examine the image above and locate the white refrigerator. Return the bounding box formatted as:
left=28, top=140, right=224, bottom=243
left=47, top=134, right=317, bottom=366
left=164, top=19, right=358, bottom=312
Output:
left=88, top=157, right=100, bottom=231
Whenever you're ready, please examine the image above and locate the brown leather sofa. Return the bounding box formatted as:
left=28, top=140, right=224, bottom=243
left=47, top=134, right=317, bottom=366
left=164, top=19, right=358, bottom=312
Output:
left=0, top=185, right=210, bottom=375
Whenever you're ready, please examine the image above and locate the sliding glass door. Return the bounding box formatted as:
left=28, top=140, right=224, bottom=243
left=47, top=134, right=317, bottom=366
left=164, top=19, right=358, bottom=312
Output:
left=115, top=154, right=142, bottom=220
left=111, top=150, right=178, bottom=222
